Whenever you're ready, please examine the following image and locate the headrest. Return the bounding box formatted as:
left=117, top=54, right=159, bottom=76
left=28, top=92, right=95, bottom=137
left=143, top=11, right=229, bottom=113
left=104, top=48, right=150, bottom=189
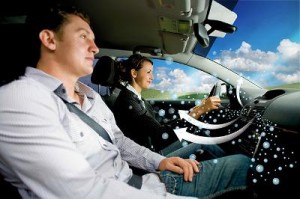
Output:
left=0, top=24, right=29, bottom=86
left=91, top=56, right=117, bottom=86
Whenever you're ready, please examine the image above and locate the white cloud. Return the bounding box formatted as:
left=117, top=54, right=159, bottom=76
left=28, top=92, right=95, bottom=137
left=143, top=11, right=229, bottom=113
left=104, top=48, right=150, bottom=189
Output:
left=215, top=39, right=300, bottom=85
left=155, top=66, right=169, bottom=80
left=215, top=41, right=277, bottom=72
left=273, top=71, right=300, bottom=84
left=277, top=39, right=300, bottom=66
left=154, top=77, right=172, bottom=90
left=153, top=67, right=217, bottom=94
left=169, top=69, right=193, bottom=93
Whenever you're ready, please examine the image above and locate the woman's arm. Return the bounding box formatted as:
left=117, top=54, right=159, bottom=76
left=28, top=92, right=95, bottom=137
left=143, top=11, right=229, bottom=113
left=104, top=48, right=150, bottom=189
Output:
left=188, top=96, right=221, bottom=119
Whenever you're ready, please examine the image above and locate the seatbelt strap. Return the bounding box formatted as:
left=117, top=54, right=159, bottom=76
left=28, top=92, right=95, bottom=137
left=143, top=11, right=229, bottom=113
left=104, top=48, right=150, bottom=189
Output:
left=60, top=98, right=142, bottom=189
left=63, top=101, right=112, bottom=143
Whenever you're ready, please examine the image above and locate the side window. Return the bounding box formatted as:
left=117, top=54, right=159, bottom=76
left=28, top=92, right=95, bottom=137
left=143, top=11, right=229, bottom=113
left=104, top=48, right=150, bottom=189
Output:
left=141, top=58, right=218, bottom=102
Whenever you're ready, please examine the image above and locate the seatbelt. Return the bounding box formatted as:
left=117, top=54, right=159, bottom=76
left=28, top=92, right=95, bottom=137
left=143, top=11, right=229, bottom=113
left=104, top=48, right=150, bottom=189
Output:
left=63, top=101, right=112, bottom=143
left=61, top=99, right=142, bottom=189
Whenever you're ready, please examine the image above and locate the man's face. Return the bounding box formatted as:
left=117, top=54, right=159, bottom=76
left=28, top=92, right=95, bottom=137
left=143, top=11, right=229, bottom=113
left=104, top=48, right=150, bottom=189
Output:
left=54, top=15, right=99, bottom=78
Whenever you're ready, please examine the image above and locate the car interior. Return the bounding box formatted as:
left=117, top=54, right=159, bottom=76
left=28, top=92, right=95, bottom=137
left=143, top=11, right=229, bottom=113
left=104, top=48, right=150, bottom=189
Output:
left=1, top=0, right=299, bottom=198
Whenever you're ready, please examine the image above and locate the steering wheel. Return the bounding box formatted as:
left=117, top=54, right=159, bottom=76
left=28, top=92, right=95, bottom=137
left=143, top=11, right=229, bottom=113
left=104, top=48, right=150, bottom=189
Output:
left=200, top=81, right=244, bottom=123
left=208, top=81, right=222, bottom=97
left=197, top=81, right=223, bottom=123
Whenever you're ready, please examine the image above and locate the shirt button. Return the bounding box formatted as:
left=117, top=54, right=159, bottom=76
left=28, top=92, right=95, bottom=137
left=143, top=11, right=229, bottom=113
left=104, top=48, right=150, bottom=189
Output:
left=62, top=88, right=66, bottom=93
left=80, top=132, right=84, bottom=137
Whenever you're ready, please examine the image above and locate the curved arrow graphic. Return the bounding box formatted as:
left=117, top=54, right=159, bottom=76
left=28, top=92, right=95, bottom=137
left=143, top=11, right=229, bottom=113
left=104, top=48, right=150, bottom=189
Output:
left=178, top=110, right=239, bottom=130
left=236, top=78, right=243, bottom=107
left=174, top=118, right=254, bottom=145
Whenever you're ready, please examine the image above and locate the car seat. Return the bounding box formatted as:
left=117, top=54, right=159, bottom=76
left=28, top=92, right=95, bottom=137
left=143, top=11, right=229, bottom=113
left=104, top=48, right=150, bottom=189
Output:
left=0, top=174, right=22, bottom=198
left=91, top=56, right=123, bottom=111
left=0, top=24, right=29, bottom=86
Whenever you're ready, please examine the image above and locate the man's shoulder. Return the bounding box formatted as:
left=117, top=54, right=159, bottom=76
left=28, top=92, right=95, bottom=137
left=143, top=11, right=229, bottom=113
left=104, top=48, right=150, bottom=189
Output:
left=0, top=77, right=52, bottom=103
left=0, top=77, right=44, bottom=91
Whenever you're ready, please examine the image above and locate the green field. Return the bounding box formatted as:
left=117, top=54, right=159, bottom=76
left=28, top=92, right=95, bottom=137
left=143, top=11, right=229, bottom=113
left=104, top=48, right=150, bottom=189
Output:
left=142, top=88, right=208, bottom=100
left=267, top=82, right=300, bottom=90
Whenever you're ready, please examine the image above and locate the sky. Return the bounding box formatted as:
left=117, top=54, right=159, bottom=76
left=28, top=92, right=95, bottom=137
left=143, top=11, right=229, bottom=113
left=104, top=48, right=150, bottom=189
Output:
left=207, top=0, right=300, bottom=87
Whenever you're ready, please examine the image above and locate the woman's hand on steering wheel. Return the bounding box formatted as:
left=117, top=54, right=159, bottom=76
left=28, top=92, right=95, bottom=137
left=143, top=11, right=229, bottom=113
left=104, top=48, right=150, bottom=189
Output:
left=202, top=96, right=222, bottom=112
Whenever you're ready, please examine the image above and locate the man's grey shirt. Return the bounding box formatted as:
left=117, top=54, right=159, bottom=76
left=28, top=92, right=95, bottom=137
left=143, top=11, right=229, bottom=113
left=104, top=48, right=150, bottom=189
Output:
left=0, top=67, right=194, bottom=199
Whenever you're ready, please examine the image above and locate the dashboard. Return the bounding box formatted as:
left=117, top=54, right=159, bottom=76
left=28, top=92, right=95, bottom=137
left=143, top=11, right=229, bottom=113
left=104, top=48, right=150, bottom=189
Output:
left=241, top=88, right=300, bottom=132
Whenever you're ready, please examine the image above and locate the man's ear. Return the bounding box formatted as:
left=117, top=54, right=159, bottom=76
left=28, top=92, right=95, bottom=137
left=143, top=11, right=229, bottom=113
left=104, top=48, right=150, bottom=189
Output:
left=131, top=69, right=137, bottom=78
left=39, top=30, right=56, bottom=51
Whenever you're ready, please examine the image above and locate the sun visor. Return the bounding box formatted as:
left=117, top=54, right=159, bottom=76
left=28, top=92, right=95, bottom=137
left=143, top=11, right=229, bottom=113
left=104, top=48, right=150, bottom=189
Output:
left=161, top=31, right=189, bottom=54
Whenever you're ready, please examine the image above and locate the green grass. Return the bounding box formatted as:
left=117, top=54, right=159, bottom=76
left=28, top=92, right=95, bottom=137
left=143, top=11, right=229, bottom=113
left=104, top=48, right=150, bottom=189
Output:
left=177, top=93, right=207, bottom=100
left=142, top=89, right=207, bottom=100
left=141, top=88, right=171, bottom=99
left=267, top=82, right=300, bottom=90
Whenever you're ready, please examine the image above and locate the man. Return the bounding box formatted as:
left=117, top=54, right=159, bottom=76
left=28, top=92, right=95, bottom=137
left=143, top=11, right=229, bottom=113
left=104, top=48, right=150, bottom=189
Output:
left=0, top=3, right=252, bottom=199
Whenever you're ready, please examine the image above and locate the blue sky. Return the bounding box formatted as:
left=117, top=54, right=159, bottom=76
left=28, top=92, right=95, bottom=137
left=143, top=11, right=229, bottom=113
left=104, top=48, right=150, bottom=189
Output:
left=207, top=0, right=300, bottom=87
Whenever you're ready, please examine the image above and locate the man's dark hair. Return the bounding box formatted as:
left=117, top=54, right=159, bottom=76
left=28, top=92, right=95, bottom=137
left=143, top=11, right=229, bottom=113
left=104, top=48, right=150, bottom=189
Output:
left=25, top=2, right=90, bottom=66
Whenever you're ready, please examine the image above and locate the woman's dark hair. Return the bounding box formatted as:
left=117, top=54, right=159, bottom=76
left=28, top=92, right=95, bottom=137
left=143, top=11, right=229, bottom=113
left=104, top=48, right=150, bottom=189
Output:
left=118, top=54, right=153, bottom=83
left=25, top=3, right=90, bottom=67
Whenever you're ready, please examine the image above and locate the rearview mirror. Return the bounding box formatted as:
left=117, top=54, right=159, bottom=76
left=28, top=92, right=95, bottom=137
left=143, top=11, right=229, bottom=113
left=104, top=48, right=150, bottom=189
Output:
left=205, top=19, right=237, bottom=35
left=193, top=23, right=210, bottom=48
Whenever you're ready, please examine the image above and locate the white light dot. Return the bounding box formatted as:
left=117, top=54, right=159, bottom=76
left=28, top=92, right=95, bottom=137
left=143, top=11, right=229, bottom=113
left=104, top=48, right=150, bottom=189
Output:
left=158, top=109, right=165, bottom=116
left=189, top=154, right=196, bottom=160
left=256, top=164, right=264, bottom=173
left=273, top=178, right=280, bottom=185
left=263, top=142, right=270, bottom=149
left=162, top=133, right=169, bottom=140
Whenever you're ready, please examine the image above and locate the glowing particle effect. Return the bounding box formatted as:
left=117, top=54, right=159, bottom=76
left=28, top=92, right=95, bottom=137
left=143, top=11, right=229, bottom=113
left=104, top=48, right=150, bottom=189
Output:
left=276, top=147, right=281, bottom=151
left=189, top=154, right=196, bottom=160
left=168, top=108, right=175, bottom=114
left=165, top=56, right=173, bottom=65
left=182, top=141, right=188, bottom=147
left=172, top=94, right=177, bottom=100
left=162, top=133, right=169, bottom=140
left=158, top=109, right=165, bottom=116
left=273, top=178, right=280, bottom=185
left=263, top=142, right=270, bottom=149
left=256, top=164, right=264, bottom=173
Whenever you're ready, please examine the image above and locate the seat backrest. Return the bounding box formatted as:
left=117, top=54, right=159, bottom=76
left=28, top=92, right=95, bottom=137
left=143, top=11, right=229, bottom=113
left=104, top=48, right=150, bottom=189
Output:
left=91, top=56, right=122, bottom=111
left=0, top=24, right=29, bottom=86
left=0, top=174, right=22, bottom=199
left=91, top=56, right=117, bottom=87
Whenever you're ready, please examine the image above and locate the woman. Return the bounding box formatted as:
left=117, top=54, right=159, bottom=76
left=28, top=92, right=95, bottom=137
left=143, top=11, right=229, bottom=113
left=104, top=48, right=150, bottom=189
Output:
left=114, top=54, right=225, bottom=158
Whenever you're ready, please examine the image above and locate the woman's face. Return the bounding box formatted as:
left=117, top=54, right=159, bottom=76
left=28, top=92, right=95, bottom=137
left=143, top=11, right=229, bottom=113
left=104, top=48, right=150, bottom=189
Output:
left=132, top=60, right=153, bottom=92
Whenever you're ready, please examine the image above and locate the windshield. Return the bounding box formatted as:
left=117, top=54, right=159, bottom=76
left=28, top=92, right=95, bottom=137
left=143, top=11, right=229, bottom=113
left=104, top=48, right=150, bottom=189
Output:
left=194, top=0, right=300, bottom=90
